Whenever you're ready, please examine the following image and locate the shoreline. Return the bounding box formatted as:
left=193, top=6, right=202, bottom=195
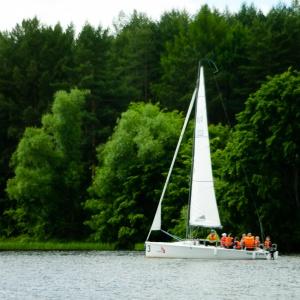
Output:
left=0, top=240, right=145, bottom=251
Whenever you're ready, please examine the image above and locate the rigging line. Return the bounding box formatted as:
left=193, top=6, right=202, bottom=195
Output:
left=242, top=167, right=265, bottom=241
left=161, top=229, right=183, bottom=241
left=146, top=87, right=197, bottom=242
left=211, top=64, right=265, bottom=241
left=211, top=71, right=232, bottom=127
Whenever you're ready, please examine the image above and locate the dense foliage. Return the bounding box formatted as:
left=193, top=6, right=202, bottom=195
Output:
left=216, top=69, right=300, bottom=251
left=84, top=103, right=184, bottom=247
left=0, top=3, right=299, bottom=251
left=6, top=89, right=88, bottom=239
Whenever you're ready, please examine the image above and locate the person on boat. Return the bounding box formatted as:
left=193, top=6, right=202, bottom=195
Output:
left=206, top=229, right=220, bottom=244
left=224, top=233, right=234, bottom=248
left=254, top=236, right=261, bottom=250
left=233, top=237, right=241, bottom=250
left=264, top=236, right=277, bottom=259
left=264, top=236, right=272, bottom=250
left=220, top=233, right=227, bottom=247
left=244, top=233, right=255, bottom=250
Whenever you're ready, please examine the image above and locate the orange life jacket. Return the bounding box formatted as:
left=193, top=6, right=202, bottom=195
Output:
left=221, top=236, right=226, bottom=247
left=208, top=233, right=217, bottom=241
left=244, top=236, right=255, bottom=249
left=224, top=236, right=233, bottom=248
left=235, top=241, right=241, bottom=249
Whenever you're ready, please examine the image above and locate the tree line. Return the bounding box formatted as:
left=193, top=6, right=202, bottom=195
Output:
left=0, top=3, right=299, bottom=251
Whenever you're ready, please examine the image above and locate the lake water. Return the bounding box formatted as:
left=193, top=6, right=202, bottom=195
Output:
left=0, top=251, right=299, bottom=299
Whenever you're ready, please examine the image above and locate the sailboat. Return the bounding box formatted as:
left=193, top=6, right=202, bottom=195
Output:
left=145, top=64, right=278, bottom=260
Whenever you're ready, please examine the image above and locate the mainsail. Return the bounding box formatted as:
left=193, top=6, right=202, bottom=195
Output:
left=189, top=67, right=221, bottom=228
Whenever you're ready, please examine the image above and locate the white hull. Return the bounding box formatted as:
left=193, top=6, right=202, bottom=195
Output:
left=145, top=241, right=278, bottom=260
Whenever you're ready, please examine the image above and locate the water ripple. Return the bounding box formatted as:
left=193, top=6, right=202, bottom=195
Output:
left=0, top=251, right=299, bottom=299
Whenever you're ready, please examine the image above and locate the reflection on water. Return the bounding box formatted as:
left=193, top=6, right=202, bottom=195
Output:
left=0, top=251, right=299, bottom=299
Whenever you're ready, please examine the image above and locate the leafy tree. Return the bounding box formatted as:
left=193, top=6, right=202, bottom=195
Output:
left=217, top=69, right=300, bottom=251
left=236, top=4, right=300, bottom=103
left=154, top=5, right=235, bottom=123
left=0, top=19, right=76, bottom=234
left=6, top=89, right=88, bottom=239
left=111, top=11, right=160, bottom=103
left=157, top=10, right=190, bottom=46
left=74, top=24, right=114, bottom=178
left=85, top=102, right=183, bottom=247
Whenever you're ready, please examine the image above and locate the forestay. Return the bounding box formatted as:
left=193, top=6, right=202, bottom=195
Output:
left=147, top=89, right=197, bottom=235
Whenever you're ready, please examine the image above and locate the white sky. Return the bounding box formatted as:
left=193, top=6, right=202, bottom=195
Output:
left=0, top=0, right=292, bottom=33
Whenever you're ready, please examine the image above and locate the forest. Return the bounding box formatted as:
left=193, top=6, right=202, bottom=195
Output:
left=0, top=2, right=299, bottom=252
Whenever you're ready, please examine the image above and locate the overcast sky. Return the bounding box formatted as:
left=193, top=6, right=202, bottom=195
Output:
left=0, top=0, right=292, bottom=32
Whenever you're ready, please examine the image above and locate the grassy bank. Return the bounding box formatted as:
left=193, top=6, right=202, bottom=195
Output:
left=0, top=240, right=145, bottom=251
left=0, top=241, right=116, bottom=251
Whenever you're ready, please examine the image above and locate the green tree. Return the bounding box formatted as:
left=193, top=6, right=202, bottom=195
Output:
left=154, top=5, right=235, bottom=123
left=85, top=102, right=184, bottom=247
left=74, top=24, right=114, bottom=178
left=236, top=4, right=300, bottom=103
left=111, top=11, right=160, bottom=103
left=0, top=19, right=76, bottom=234
left=6, top=89, right=88, bottom=239
left=217, top=69, right=300, bottom=251
left=157, top=10, right=190, bottom=46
